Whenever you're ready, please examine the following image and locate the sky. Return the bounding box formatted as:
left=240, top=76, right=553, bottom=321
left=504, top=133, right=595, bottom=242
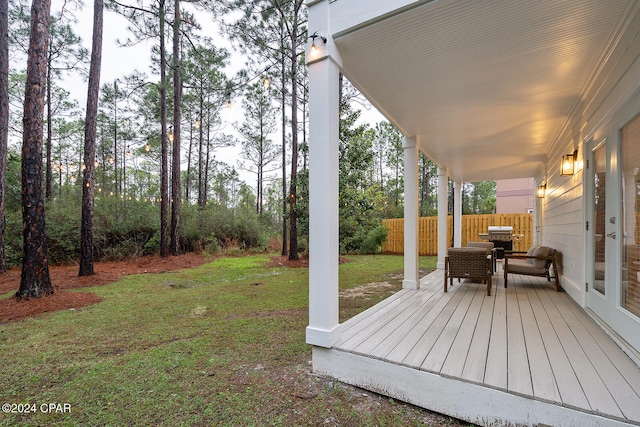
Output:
left=62, top=3, right=386, bottom=189
left=65, top=5, right=256, bottom=184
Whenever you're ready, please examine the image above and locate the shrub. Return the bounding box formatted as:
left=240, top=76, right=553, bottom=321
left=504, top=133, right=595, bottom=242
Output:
left=92, top=197, right=158, bottom=260
left=179, top=204, right=263, bottom=253
left=359, top=225, right=389, bottom=254
left=46, top=198, right=82, bottom=264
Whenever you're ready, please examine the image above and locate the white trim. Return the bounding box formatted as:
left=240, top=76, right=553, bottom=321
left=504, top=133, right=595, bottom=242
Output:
left=403, top=136, right=419, bottom=290
left=312, top=348, right=631, bottom=427
left=453, top=180, right=462, bottom=247
left=437, top=167, right=448, bottom=269
left=330, top=0, right=432, bottom=38
left=307, top=52, right=341, bottom=349
left=306, top=325, right=342, bottom=348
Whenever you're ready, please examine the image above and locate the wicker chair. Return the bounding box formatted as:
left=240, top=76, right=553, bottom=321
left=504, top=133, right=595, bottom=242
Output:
left=467, top=241, right=497, bottom=273
left=503, top=245, right=562, bottom=291
left=444, top=247, right=493, bottom=296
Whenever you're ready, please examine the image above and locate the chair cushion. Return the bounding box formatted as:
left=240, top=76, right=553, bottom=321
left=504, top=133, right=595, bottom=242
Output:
left=526, top=245, right=539, bottom=264
left=532, top=246, right=551, bottom=268
left=468, top=242, right=494, bottom=253
left=508, top=259, right=547, bottom=275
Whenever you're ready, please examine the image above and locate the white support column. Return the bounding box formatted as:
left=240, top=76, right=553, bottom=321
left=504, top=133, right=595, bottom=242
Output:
left=437, top=168, right=449, bottom=269
left=403, top=136, right=419, bottom=290
left=306, top=4, right=341, bottom=348
left=453, top=180, right=462, bottom=247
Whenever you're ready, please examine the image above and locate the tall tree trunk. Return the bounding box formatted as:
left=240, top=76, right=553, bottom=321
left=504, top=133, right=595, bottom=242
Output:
left=280, top=36, right=287, bottom=256
left=159, top=0, right=169, bottom=257
left=204, top=108, right=210, bottom=205
left=79, top=0, right=103, bottom=277
left=186, top=116, right=193, bottom=202
left=197, top=82, right=204, bottom=209
left=257, top=120, right=263, bottom=217
left=45, top=43, right=52, bottom=200
left=170, top=0, right=181, bottom=255
left=288, top=22, right=299, bottom=261
left=17, top=0, right=53, bottom=298
left=112, top=86, right=119, bottom=198
left=0, top=0, right=8, bottom=272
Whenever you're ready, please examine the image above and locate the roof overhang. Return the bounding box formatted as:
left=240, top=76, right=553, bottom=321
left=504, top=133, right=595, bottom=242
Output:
left=326, top=0, right=638, bottom=182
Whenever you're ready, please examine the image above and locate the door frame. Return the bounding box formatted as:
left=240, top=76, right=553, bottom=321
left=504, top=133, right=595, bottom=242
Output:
left=585, top=91, right=640, bottom=353
left=585, top=137, right=609, bottom=317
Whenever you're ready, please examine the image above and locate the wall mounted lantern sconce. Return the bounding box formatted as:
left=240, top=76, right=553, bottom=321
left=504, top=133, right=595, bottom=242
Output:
left=310, top=32, right=327, bottom=49
left=536, top=183, right=547, bottom=198
left=561, top=149, right=578, bottom=176
left=309, top=31, right=327, bottom=56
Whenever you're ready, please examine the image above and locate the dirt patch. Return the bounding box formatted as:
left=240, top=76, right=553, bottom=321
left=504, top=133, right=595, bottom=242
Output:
left=340, top=281, right=397, bottom=299
left=0, top=252, right=211, bottom=324
left=266, top=255, right=350, bottom=268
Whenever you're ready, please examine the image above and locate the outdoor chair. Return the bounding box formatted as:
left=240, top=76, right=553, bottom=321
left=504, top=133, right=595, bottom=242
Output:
left=503, top=245, right=562, bottom=291
left=467, top=241, right=497, bottom=273
left=444, top=247, right=493, bottom=296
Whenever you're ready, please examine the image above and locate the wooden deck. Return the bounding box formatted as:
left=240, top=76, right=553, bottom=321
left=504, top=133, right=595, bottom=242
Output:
left=319, top=263, right=640, bottom=426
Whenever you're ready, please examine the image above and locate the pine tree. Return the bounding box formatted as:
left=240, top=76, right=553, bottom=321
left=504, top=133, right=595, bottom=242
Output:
left=0, top=0, right=8, bottom=272
left=17, top=0, right=53, bottom=299
left=79, top=0, right=104, bottom=277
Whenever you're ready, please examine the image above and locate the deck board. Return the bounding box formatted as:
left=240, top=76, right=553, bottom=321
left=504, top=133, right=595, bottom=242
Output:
left=369, top=290, right=446, bottom=359
left=549, top=286, right=640, bottom=420
left=484, top=278, right=508, bottom=390
left=517, top=281, right=560, bottom=402
left=421, top=286, right=476, bottom=373
left=529, top=284, right=591, bottom=410
left=385, top=286, right=460, bottom=364
left=440, top=289, right=486, bottom=378
left=460, top=290, right=494, bottom=384
left=506, top=282, right=533, bottom=396
left=332, top=263, right=640, bottom=425
left=402, top=288, right=467, bottom=368
left=538, top=284, right=623, bottom=417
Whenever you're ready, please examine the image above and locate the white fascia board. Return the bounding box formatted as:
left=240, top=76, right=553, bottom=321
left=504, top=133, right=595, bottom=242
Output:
left=330, top=0, right=434, bottom=38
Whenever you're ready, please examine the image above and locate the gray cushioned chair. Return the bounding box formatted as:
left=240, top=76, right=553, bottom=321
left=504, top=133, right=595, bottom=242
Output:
left=503, top=245, right=561, bottom=291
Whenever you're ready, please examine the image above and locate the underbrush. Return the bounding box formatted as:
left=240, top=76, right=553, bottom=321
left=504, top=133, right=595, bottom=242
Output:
left=2, top=195, right=273, bottom=269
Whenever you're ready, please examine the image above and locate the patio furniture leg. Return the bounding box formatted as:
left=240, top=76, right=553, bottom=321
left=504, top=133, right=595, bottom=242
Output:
left=444, top=259, right=448, bottom=292
left=504, top=257, right=509, bottom=288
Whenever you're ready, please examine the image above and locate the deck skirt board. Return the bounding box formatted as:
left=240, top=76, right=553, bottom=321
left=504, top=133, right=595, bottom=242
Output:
left=331, top=264, right=640, bottom=425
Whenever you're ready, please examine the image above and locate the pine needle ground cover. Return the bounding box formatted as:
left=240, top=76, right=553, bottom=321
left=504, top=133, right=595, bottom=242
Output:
left=0, top=254, right=468, bottom=426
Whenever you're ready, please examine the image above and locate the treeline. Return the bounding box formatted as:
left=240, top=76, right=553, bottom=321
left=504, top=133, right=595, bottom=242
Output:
left=0, top=0, right=498, bottom=278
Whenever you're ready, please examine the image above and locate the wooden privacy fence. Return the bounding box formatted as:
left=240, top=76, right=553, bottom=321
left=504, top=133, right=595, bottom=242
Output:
left=381, top=213, right=533, bottom=255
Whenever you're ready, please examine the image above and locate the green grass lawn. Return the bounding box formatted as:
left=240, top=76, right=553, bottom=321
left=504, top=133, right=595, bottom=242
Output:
left=0, top=254, right=468, bottom=426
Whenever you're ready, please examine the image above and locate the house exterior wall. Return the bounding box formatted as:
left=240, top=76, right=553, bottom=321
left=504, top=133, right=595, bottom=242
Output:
left=539, top=10, right=640, bottom=318
left=496, top=178, right=534, bottom=214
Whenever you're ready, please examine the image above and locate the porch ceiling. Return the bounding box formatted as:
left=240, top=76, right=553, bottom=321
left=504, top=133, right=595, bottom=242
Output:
left=332, top=0, right=636, bottom=182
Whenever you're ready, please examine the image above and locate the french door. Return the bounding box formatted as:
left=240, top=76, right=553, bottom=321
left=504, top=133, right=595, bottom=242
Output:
left=587, top=112, right=640, bottom=352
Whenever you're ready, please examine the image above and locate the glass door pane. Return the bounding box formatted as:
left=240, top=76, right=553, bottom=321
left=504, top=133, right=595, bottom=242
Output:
left=593, top=143, right=606, bottom=295
left=622, top=113, right=640, bottom=317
